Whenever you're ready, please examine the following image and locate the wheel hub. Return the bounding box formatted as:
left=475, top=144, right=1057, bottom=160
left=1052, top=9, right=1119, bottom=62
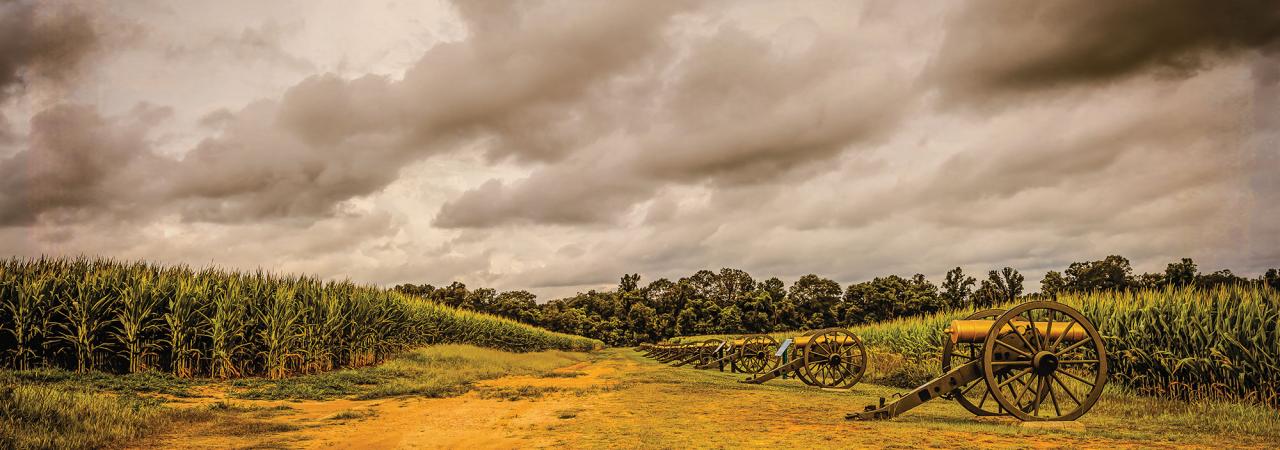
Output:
left=827, top=354, right=842, bottom=365
left=1031, top=351, right=1059, bottom=376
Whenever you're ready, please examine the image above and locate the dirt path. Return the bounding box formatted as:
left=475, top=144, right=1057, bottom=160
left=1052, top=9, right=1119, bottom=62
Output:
left=144, top=350, right=1276, bottom=449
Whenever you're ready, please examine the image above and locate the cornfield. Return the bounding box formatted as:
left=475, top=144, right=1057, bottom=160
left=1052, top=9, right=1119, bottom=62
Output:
left=0, top=256, right=601, bottom=379
left=846, top=285, right=1280, bottom=407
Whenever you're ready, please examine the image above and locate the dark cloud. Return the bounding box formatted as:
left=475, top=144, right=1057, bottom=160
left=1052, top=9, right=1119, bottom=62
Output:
left=0, top=0, right=97, bottom=98
left=932, top=0, right=1280, bottom=99
left=434, top=19, right=914, bottom=228
left=0, top=103, right=174, bottom=225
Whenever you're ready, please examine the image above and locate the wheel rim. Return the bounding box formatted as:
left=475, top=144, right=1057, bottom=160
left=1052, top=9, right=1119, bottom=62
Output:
left=981, top=301, right=1108, bottom=421
left=802, top=329, right=866, bottom=388
left=944, top=308, right=1006, bottom=416
left=737, top=335, right=777, bottom=375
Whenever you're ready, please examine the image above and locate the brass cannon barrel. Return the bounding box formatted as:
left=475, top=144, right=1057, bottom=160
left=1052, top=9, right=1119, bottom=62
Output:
left=946, top=319, right=1088, bottom=344
left=791, top=334, right=859, bottom=347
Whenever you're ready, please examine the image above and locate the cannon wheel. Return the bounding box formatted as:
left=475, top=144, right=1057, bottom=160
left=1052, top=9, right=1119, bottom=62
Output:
left=735, top=334, right=777, bottom=375
left=802, top=329, right=867, bottom=388
left=793, top=329, right=839, bottom=386
left=699, top=338, right=724, bottom=367
left=943, top=308, right=1006, bottom=416
left=982, top=301, right=1108, bottom=421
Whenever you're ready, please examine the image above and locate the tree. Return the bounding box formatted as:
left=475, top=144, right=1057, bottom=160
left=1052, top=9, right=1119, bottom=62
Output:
left=492, top=290, right=539, bottom=323
left=974, top=267, right=1023, bottom=307
left=619, top=273, right=640, bottom=293
left=788, top=275, right=842, bottom=329
left=941, top=267, right=976, bottom=309
left=1164, top=258, right=1198, bottom=288
left=1064, top=255, right=1132, bottom=292
left=1265, top=269, right=1280, bottom=291
left=1041, top=270, right=1066, bottom=297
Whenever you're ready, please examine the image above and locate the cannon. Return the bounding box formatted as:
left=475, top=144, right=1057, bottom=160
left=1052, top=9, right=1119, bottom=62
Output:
left=848, top=301, right=1107, bottom=421
left=741, top=328, right=867, bottom=389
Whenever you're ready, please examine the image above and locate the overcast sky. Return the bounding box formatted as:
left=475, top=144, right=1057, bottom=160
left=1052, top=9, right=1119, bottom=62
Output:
left=2, top=0, right=1277, bottom=298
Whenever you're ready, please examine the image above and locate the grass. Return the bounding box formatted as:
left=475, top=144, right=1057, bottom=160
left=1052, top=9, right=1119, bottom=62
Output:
left=557, top=349, right=1280, bottom=449
left=231, top=344, right=589, bottom=400
left=1, top=343, right=593, bottom=449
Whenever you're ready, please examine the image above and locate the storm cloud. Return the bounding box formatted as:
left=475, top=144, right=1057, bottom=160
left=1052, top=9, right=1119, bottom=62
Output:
left=0, top=0, right=1274, bottom=298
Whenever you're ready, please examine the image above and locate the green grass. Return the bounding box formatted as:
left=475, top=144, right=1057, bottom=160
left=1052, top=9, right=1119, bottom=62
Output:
left=586, top=348, right=1280, bottom=448
left=1, top=344, right=593, bottom=449
left=232, top=344, right=589, bottom=400
left=0, top=384, right=169, bottom=450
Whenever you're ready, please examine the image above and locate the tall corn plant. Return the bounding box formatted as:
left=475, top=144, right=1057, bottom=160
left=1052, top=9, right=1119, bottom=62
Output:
left=203, top=277, right=251, bottom=378
left=257, top=284, right=302, bottom=379
left=1, top=272, right=51, bottom=370
left=111, top=270, right=163, bottom=373
left=52, top=270, right=117, bottom=373
left=164, top=274, right=204, bottom=377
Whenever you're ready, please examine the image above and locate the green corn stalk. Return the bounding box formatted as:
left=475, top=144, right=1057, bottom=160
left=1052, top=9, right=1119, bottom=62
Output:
left=52, top=270, right=117, bottom=373
left=257, top=284, right=302, bottom=379
left=111, top=269, right=163, bottom=373
left=1, top=272, right=52, bottom=370
left=164, top=274, right=203, bottom=377
left=203, top=277, right=250, bottom=378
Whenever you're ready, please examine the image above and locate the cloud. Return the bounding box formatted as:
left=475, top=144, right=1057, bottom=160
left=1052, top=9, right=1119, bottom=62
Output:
left=434, top=16, right=915, bottom=228
left=0, top=103, right=174, bottom=226
left=931, top=0, right=1280, bottom=101
left=0, top=0, right=98, bottom=98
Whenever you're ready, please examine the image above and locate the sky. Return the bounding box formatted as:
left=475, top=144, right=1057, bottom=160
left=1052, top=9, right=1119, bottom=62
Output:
left=1, top=0, right=1277, bottom=299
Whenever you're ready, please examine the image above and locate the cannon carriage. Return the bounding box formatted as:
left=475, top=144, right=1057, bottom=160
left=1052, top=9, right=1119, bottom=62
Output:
left=848, top=301, right=1107, bottom=421
left=740, top=328, right=868, bottom=389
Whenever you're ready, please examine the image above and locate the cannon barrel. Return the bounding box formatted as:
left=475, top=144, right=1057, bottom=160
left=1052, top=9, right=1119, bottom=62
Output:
left=946, top=319, right=1087, bottom=344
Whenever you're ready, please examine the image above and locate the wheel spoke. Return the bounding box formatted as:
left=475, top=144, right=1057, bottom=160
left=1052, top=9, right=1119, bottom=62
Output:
left=1056, top=368, right=1095, bottom=390
left=994, top=339, right=1032, bottom=358
left=1047, top=377, right=1062, bottom=416
left=1013, top=374, right=1036, bottom=408
left=1021, top=310, right=1044, bottom=351
left=997, top=367, right=1033, bottom=389
left=1049, top=320, right=1077, bottom=352
left=1058, top=359, right=1100, bottom=365
left=1032, top=376, right=1046, bottom=416
left=1051, top=372, right=1081, bottom=407
left=977, top=388, right=991, bottom=409
left=991, top=360, right=1032, bottom=367
left=1056, top=338, right=1092, bottom=358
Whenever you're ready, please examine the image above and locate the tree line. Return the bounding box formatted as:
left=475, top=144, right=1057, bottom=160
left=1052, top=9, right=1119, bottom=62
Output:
left=393, top=256, right=1280, bottom=346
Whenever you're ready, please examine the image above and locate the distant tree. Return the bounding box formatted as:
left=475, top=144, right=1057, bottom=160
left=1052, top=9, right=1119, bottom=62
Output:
left=1265, top=269, right=1280, bottom=291
left=492, top=290, right=539, bottom=323
left=1040, top=270, right=1066, bottom=297
left=1065, top=255, right=1132, bottom=292
left=619, top=273, right=640, bottom=293
left=1197, top=269, right=1249, bottom=288
left=789, top=275, right=842, bottom=329
left=974, top=267, right=1023, bottom=307
left=941, top=267, right=976, bottom=309
left=1164, top=258, right=1198, bottom=288
left=1132, top=272, right=1165, bottom=290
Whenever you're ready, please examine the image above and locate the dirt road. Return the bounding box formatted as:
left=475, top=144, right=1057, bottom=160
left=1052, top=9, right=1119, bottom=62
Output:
left=145, top=349, right=1277, bottom=449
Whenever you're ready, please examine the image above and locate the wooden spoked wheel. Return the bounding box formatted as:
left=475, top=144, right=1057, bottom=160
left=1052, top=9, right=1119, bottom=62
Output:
left=982, top=301, right=1108, bottom=421
left=942, top=308, right=1006, bottom=416
left=699, top=338, right=724, bottom=366
left=802, top=329, right=867, bottom=389
left=735, top=334, right=777, bottom=375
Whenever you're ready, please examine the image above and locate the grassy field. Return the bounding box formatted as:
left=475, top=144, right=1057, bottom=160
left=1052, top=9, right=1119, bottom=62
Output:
left=675, top=285, right=1280, bottom=407
left=0, top=344, right=591, bottom=450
